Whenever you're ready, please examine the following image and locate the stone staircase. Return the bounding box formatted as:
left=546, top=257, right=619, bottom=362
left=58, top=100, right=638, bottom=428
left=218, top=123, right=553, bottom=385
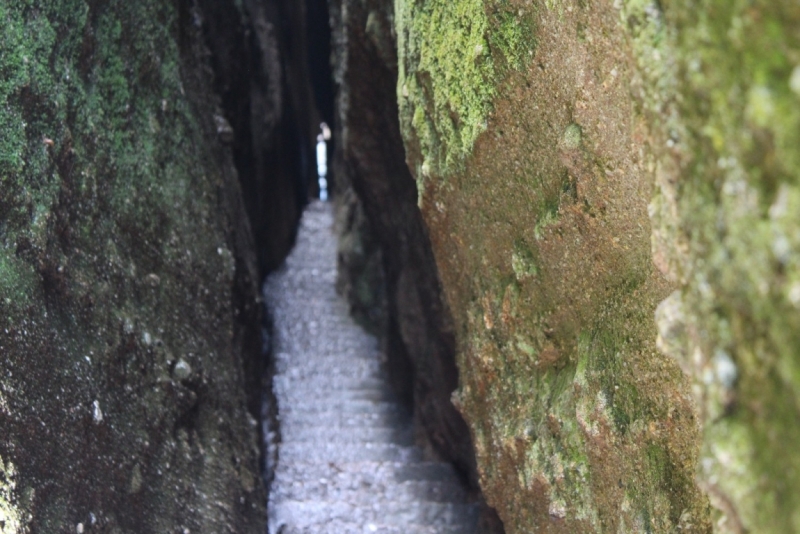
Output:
left=264, top=201, right=480, bottom=534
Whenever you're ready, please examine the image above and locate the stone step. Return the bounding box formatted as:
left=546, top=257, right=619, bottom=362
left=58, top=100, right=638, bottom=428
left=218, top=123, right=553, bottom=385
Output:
left=277, top=409, right=412, bottom=429
left=275, top=344, right=383, bottom=359
left=276, top=395, right=402, bottom=409
left=274, top=336, right=381, bottom=350
left=274, top=363, right=383, bottom=381
left=274, top=323, right=377, bottom=335
left=274, top=375, right=387, bottom=391
left=270, top=499, right=480, bottom=531
left=277, top=519, right=478, bottom=534
left=276, top=346, right=382, bottom=360
left=275, top=310, right=371, bottom=323
left=278, top=441, right=423, bottom=464
left=275, top=355, right=385, bottom=380
left=279, top=400, right=408, bottom=416
left=279, top=424, right=414, bottom=446
left=276, top=377, right=385, bottom=391
left=271, top=477, right=469, bottom=505
left=276, top=387, right=399, bottom=404
left=274, top=461, right=463, bottom=485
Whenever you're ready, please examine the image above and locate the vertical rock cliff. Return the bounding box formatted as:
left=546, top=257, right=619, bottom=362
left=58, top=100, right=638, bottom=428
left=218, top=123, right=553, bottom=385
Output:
left=329, top=0, right=480, bottom=491
left=0, top=0, right=317, bottom=531
left=394, top=1, right=709, bottom=531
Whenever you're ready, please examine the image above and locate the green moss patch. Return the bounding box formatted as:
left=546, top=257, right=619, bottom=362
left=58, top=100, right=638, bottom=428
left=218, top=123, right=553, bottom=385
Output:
left=635, top=0, right=800, bottom=530
left=0, top=249, right=38, bottom=310
left=0, top=1, right=265, bottom=530
left=395, top=0, right=536, bottom=181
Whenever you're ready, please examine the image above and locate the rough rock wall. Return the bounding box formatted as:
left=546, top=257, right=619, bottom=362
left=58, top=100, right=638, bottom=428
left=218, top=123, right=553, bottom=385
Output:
left=390, top=0, right=800, bottom=533
left=328, top=0, right=482, bottom=495
left=395, top=1, right=709, bottom=531
left=197, top=0, right=320, bottom=428
left=647, top=2, right=800, bottom=533
left=199, top=0, right=318, bottom=275
left=0, top=0, right=311, bottom=531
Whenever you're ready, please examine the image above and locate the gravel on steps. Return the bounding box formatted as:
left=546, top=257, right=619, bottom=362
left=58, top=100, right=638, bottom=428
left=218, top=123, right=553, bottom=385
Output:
left=264, top=201, right=479, bottom=534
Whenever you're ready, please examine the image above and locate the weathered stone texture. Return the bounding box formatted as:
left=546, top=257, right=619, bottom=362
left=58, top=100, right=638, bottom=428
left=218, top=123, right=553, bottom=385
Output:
left=395, top=0, right=711, bottom=532
left=329, top=0, right=479, bottom=486
left=647, top=2, right=800, bottom=532
left=0, top=0, right=310, bottom=531
left=391, top=0, right=800, bottom=532
left=329, top=0, right=508, bottom=529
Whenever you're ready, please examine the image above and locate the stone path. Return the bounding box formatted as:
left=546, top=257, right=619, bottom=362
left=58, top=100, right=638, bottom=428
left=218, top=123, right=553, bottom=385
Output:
left=264, top=201, right=480, bottom=534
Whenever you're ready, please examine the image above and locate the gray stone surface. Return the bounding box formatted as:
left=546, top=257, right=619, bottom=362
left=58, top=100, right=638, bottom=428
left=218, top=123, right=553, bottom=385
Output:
left=265, top=202, right=479, bottom=534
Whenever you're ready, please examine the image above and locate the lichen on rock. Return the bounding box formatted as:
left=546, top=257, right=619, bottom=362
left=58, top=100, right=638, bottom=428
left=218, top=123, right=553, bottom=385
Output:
left=394, top=0, right=536, bottom=185
left=395, top=0, right=712, bottom=531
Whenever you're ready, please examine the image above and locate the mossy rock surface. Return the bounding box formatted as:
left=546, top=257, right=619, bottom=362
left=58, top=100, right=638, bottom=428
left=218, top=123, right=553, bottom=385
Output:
left=648, top=1, right=800, bottom=532
left=0, top=1, right=266, bottom=531
left=396, top=1, right=712, bottom=531
left=399, top=0, right=800, bottom=531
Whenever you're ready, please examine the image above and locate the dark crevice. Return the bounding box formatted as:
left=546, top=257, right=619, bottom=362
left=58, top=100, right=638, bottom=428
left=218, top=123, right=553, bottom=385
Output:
left=193, top=0, right=322, bottom=506
left=306, top=0, right=335, bottom=128
left=306, top=0, right=337, bottom=194
left=197, top=0, right=320, bottom=276
left=195, top=0, right=501, bottom=530
left=323, top=1, right=504, bottom=531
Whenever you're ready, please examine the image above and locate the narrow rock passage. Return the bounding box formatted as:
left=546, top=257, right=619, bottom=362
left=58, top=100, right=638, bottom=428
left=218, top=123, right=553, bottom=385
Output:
left=264, top=202, right=480, bottom=534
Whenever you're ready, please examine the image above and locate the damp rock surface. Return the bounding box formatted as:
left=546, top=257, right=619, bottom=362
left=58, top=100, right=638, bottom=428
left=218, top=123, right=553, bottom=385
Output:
left=394, top=1, right=711, bottom=532
left=328, top=0, right=479, bottom=495
left=265, top=202, right=479, bottom=534
left=0, top=0, right=322, bottom=529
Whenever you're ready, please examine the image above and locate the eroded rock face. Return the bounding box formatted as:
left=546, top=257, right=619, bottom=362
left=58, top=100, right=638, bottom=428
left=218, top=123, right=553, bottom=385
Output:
left=391, top=0, right=800, bottom=532
left=0, top=0, right=311, bottom=530
left=329, top=0, right=509, bottom=529
left=329, top=0, right=479, bottom=488
left=395, top=1, right=711, bottom=532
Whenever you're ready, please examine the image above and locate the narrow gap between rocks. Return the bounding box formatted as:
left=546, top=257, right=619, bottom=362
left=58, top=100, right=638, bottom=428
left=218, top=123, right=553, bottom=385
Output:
left=251, top=1, right=504, bottom=532
left=263, top=203, right=482, bottom=533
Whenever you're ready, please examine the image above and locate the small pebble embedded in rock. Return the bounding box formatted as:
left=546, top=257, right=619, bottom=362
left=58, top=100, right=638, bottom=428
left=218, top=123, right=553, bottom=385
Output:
left=173, top=359, right=192, bottom=381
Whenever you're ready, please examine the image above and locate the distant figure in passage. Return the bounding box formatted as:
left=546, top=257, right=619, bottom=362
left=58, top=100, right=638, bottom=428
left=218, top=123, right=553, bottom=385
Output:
left=316, top=123, right=331, bottom=201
